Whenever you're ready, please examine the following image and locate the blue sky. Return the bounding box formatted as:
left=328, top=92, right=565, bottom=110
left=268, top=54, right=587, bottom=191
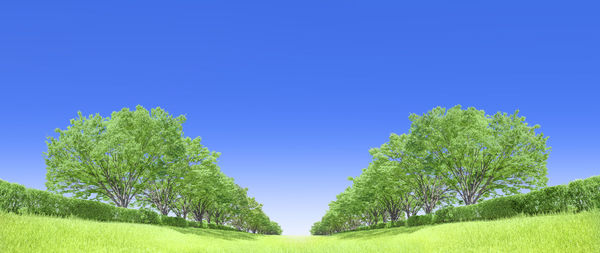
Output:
left=0, top=1, right=598, bottom=235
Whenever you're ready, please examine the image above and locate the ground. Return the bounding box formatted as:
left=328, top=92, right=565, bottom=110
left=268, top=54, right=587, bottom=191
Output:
left=1, top=211, right=598, bottom=252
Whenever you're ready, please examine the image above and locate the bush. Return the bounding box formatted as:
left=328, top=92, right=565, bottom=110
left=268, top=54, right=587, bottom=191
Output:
left=140, top=208, right=160, bottom=224
left=21, top=188, right=62, bottom=216
left=0, top=179, right=251, bottom=233
left=161, top=215, right=189, bottom=227
left=503, top=194, right=526, bottom=214
left=187, top=220, right=202, bottom=228
left=537, top=184, right=570, bottom=214
left=478, top=196, right=519, bottom=220
left=568, top=179, right=595, bottom=212
left=407, top=214, right=434, bottom=226
left=68, top=198, right=115, bottom=221
left=421, top=214, right=435, bottom=225
left=434, top=206, right=454, bottom=224
left=0, top=180, right=27, bottom=213
left=367, top=223, right=386, bottom=229
left=115, top=208, right=143, bottom=223
left=392, top=220, right=405, bottom=227
left=326, top=176, right=600, bottom=234
left=355, top=226, right=368, bottom=231
left=406, top=215, right=418, bottom=226
left=443, top=176, right=600, bottom=223
left=586, top=176, right=600, bottom=208
left=450, top=204, right=479, bottom=222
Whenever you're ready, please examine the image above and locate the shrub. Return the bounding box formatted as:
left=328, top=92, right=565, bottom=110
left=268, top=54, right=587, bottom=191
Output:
left=333, top=175, right=600, bottom=234
left=392, top=220, right=405, bottom=227
left=140, top=208, right=160, bottom=224
left=586, top=176, right=600, bottom=208
left=434, top=206, right=454, bottom=224
left=0, top=180, right=27, bottom=213
left=478, top=196, right=519, bottom=220
left=161, top=215, right=188, bottom=228
left=406, top=215, right=418, bottom=226
left=355, top=226, right=368, bottom=231
left=450, top=204, right=479, bottom=222
left=366, top=223, right=386, bottom=229
left=187, top=220, right=202, bottom=228
left=516, top=178, right=598, bottom=216
left=68, top=198, right=115, bottom=221
left=115, top=208, right=143, bottom=223
left=384, top=220, right=404, bottom=228
left=407, top=214, right=434, bottom=226
left=421, top=213, right=435, bottom=225
left=537, top=184, right=570, bottom=214
left=21, top=188, right=62, bottom=216
left=503, top=194, right=526, bottom=214
left=0, top=179, right=250, bottom=233
left=568, top=179, right=595, bottom=212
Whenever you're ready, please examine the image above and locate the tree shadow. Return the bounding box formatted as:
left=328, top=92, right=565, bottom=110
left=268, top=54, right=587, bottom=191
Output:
left=334, top=226, right=426, bottom=240
left=168, top=227, right=259, bottom=241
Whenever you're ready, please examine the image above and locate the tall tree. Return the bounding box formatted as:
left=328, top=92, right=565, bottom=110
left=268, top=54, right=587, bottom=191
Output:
left=408, top=105, right=550, bottom=205
left=143, top=137, right=218, bottom=215
left=188, top=162, right=224, bottom=223
left=45, top=106, right=185, bottom=207
left=376, top=133, right=449, bottom=213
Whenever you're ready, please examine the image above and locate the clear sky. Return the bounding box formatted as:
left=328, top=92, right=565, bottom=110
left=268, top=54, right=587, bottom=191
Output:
left=0, top=1, right=599, bottom=235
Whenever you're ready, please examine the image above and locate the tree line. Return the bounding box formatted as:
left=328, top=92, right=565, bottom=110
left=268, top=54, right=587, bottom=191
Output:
left=45, top=105, right=281, bottom=235
left=311, top=105, right=550, bottom=235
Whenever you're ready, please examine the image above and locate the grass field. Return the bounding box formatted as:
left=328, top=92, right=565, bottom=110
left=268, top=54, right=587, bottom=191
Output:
left=1, top=211, right=599, bottom=253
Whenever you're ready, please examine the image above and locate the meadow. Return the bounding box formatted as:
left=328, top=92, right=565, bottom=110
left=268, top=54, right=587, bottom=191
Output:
left=1, top=210, right=598, bottom=253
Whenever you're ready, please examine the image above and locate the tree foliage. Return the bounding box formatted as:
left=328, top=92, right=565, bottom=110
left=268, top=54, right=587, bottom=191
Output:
left=45, top=105, right=280, bottom=234
left=408, top=106, right=549, bottom=204
left=312, top=105, right=550, bottom=235
left=45, top=106, right=186, bottom=208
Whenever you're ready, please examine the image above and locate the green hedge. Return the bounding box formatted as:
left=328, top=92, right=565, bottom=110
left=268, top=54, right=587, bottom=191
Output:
left=406, top=213, right=434, bottom=226
left=160, top=215, right=188, bottom=227
left=477, top=195, right=520, bottom=220
left=370, top=223, right=386, bottom=229
left=140, top=208, right=160, bottom=224
left=428, top=175, right=600, bottom=225
left=347, top=175, right=600, bottom=232
left=386, top=220, right=405, bottom=228
left=0, top=179, right=238, bottom=232
left=568, top=177, right=600, bottom=212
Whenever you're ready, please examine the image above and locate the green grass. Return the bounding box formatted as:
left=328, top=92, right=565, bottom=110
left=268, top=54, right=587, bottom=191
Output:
left=1, top=211, right=599, bottom=253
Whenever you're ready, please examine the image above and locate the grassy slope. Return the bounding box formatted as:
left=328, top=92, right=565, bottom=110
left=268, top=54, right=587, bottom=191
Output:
left=1, top=211, right=598, bottom=253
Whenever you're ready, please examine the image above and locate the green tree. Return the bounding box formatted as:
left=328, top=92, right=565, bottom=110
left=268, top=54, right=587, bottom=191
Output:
left=376, top=133, right=448, bottom=214
left=207, top=175, right=238, bottom=225
left=45, top=106, right=186, bottom=207
left=143, top=137, right=218, bottom=215
left=408, top=105, right=550, bottom=205
left=187, top=163, right=223, bottom=223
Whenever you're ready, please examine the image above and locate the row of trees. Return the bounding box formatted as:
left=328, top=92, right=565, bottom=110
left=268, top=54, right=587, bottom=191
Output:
left=45, top=106, right=281, bottom=234
left=312, top=105, right=550, bottom=235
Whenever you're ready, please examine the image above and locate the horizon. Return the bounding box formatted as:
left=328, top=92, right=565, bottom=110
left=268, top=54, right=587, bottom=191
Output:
left=1, top=1, right=599, bottom=235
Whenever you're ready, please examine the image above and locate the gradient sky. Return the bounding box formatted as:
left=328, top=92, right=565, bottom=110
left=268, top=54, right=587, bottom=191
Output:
left=1, top=1, right=599, bottom=235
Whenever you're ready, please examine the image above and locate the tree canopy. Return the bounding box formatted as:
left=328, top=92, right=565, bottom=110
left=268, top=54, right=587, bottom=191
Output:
left=45, top=105, right=280, bottom=234
left=312, top=105, right=550, bottom=235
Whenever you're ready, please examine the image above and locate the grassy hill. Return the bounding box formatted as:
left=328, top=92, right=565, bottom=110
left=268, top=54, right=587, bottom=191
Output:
left=1, top=210, right=598, bottom=253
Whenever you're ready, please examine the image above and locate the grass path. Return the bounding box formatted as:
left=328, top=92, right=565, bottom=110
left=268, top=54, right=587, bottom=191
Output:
left=1, top=211, right=599, bottom=252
